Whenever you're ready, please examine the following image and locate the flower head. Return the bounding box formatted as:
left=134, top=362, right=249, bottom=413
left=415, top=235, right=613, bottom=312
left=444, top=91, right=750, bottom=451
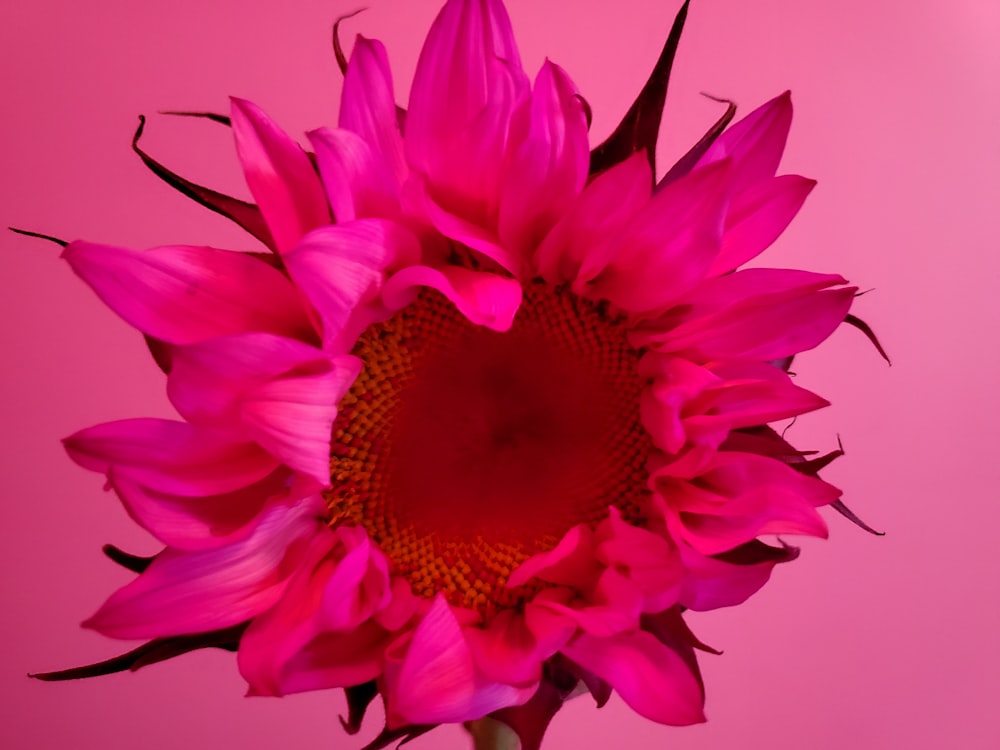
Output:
left=32, top=1, right=879, bottom=747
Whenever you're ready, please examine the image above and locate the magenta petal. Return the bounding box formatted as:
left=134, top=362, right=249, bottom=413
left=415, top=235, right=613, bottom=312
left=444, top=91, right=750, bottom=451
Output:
left=506, top=523, right=601, bottom=588
left=382, top=265, right=522, bottom=332
left=65, top=418, right=279, bottom=496
left=340, top=35, right=408, bottom=186
left=110, top=468, right=292, bottom=551
left=406, top=0, right=528, bottom=228
left=386, top=595, right=535, bottom=725
left=230, top=97, right=331, bottom=254
left=307, top=127, right=400, bottom=223
left=167, top=332, right=339, bottom=425
left=678, top=541, right=795, bottom=611
left=240, top=358, right=361, bottom=485
left=589, top=159, right=732, bottom=313
left=498, top=60, right=589, bottom=255
left=595, top=509, right=682, bottom=612
left=284, top=221, right=420, bottom=351
left=239, top=526, right=395, bottom=697
left=636, top=269, right=856, bottom=361
left=534, top=152, right=651, bottom=284
left=62, top=242, right=315, bottom=345
left=562, top=630, right=705, bottom=725
left=710, top=174, right=816, bottom=275
left=466, top=609, right=544, bottom=685
left=83, top=497, right=324, bottom=639
left=698, top=90, right=793, bottom=194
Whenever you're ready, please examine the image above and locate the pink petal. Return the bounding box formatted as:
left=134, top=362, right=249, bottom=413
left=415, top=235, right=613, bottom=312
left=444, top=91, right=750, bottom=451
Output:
left=109, top=467, right=294, bottom=551
left=339, top=35, right=408, bottom=186
left=653, top=452, right=837, bottom=555
left=466, top=609, right=544, bottom=685
left=710, top=174, right=816, bottom=275
left=533, top=152, right=651, bottom=285
left=84, top=496, right=325, bottom=639
left=588, top=159, right=732, bottom=313
left=230, top=97, right=331, bottom=254
left=678, top=540, right=798, bottom=611
left=386, top=595, right=536, bottom=725
left=381, top=265, right=522, bottom=332
left=697, top=90, right=793, bottom=194
left=406, top=0, right=528, bottom=232
left=240, top=360, right=360, bottom=485
left=534, top=568, right=642, bottom=637
left=239, top=525, right=397, bottom=696
left=307, top=127, right=400, bottom=223
left=634, top=269, right=856, bottom=361
left=595, top=509, right=683, bottom=612
left=62, top=241, right=315, bottom=345
left=167, top=332, right=339, bottom=424
left=498, top=59, right=589, bottom=255
left=283, top=221, right=420, bottom=352
left=64, top=418, right=279, bottom=496
left=562, top=630, right=705, bottom=725
left=506, top=523, right=601, bottom=588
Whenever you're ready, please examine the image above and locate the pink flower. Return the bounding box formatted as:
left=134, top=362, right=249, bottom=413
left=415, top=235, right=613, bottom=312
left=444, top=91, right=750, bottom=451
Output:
left=32, top=1, right=878, bottom=747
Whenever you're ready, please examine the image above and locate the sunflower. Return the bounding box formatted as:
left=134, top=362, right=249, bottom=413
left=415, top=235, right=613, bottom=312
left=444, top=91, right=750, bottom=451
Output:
left=31, top=1, right=880, bottom=748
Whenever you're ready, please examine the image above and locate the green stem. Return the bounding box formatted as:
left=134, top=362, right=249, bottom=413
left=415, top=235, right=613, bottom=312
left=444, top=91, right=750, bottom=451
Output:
left=464, top=717, right=519, bottom=750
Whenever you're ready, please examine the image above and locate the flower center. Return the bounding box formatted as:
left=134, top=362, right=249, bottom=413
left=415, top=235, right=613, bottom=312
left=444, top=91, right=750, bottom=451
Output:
left=324, top=283, right=651, bottom=615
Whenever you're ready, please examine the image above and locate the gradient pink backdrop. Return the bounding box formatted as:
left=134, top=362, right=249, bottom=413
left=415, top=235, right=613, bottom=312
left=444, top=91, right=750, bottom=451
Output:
left=2, top=0, right=998, bottom=748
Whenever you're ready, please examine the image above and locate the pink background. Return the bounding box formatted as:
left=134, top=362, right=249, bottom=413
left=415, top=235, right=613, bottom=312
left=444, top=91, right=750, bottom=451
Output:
left=2, top=0, right=997, bottom=747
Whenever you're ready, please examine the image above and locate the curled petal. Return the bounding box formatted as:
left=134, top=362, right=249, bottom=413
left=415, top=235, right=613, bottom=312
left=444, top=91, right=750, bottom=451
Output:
left=385, top=595, right=536, bottom=726
left=239, top=525, right=398, bottom=696
left=382, top=265, right=522, bottom=332
left=230, top=97, right=330, bottom=254
left=84, top=497, right=325, bottom=639
left=507, top=523, right=600, bottom=588
left=284, top=221, right=421, bottom=351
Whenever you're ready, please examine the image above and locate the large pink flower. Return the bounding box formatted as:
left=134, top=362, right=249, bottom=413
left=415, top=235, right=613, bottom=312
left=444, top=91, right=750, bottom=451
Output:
left=33, top=1, right=879, bottom=747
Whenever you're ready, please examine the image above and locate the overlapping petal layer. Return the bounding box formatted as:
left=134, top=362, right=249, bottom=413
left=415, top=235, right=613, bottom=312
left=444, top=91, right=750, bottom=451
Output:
left=46, top=1, right=864, bottom=747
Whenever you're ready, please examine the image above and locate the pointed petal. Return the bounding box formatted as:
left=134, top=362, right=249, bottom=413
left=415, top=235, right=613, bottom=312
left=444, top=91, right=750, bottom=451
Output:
left=307, top=127, right=400, bottom=223
left=110, top=468, right=292, bottom=551
left=710, top=175, right=816, bottom=275
left=230, top=97, right=331, bottom=254
left=62, top=241, right=315, bottom=345
left=64, top=418, right=279, bottom=496
left=340, top=35, right=408, bottom=185
left=498, top=60, right=589, bottom=255
left=679, top=540, right=799, bottom=611
left=635, top=269, right=855, bottom=361
left=534, top=152, right=651, bottom=284
left=406, top=0, right=528, bottom=228
left=589, top=159, right=732, bottom=312
left=466, top=609, right=544, bottom=685
left=562, top=630, right=705, bottom=725
left=506, top=523, right=601, bottom=588
left=386, top=595, right=535, bottom=725
left=382, top=265, right=522, bottom=332
left=698, top=90, right=793, bottom=193
left=83, top=497, right=324, bottom=639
